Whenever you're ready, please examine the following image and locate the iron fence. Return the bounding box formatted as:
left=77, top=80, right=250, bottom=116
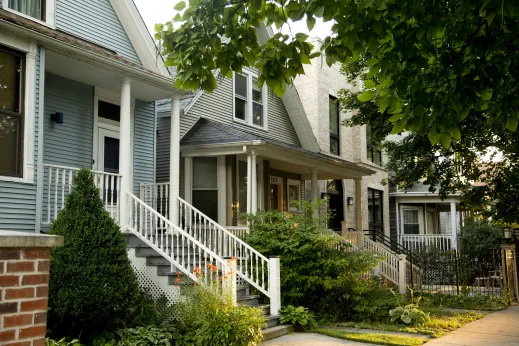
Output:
left=407, top=249, right=506, bottom=297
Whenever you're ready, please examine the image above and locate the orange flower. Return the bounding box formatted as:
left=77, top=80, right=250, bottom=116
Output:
left=176, top=271, right=182, bottom=276
left=175, top=277, right=181, bottom=284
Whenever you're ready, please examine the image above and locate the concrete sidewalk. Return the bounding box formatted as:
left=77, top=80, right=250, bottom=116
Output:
left=262, top=332, right=372, bottom=345
left=426, top=306, right=519, bottom=345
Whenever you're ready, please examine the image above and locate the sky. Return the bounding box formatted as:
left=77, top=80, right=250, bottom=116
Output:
left=133, top=0, right=333, bottom=39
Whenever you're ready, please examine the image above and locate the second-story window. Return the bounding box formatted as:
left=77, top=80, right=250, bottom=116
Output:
left=8, top=0, right=45, bottom=20
left=366, top=125, right=382, bottom=165
left=329, top=96, right=340, bottom=155
left=234, top=71, right=267, bottom=129
left=0, top=45, right=25, bottom=178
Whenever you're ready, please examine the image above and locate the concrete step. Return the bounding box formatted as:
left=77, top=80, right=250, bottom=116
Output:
left=264, top=314, right=282, bottom=329
left=262, top=325, right=294, bottom=341
left=237, top=294, right=260, bottom=307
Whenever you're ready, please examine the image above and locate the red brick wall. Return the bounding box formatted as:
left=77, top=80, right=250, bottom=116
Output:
left=0, top=248, right=50, bottom=346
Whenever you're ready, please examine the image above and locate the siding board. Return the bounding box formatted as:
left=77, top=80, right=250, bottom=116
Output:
left=55, top=0, right=141, bottom=65
left=133, top=100, right=156, bottom=194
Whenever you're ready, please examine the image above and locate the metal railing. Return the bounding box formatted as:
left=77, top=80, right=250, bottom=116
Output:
left=42, top=164, right=121, bottom=224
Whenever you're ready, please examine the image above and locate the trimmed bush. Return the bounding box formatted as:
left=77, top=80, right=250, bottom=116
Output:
left=244, top=201, right=384, bottom=321
left=48, top=169, right=141, bottom=342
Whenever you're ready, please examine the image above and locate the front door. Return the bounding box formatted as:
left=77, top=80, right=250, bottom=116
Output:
left=269, top=176, right=283, bottom=211
left=97, top=128, right=120, bottom=205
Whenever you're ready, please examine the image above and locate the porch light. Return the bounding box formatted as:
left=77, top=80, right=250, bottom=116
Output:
left=51, top=112, right=64, bottom=124
left=503, top=227, right=512, bottom=241
left=347, top=197, right=354, bottom=205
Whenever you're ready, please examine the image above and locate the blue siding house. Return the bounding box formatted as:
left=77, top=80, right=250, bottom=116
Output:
left=0, top=0, right=179, bottom=232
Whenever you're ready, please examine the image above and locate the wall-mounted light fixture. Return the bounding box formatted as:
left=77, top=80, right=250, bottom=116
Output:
left=51, top=112, right=64, bottom=124
left=347, top=197, right=354, bottom=205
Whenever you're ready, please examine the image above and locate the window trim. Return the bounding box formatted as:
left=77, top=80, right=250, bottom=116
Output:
left=367, top=145, right=383, bottom=165
left=287, top=179, right=301, bottom=212
left=329, top=96, right=340, bottom=155
left=1, top=0, right=56, bottom=27
left=367, top=188, right=384, bottom=232
left=232, top=70, right=268, bottom=131
left=0, top=45, right=25, bottom=178
left=0, top=35, right=37, bottom=184
left=400, top=206, right=424, bottom=235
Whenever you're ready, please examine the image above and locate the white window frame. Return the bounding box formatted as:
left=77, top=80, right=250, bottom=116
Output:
left=1, top=0, right=56, bottom=28
left=400, top=206, right=424, bottom=235
left=287, top=179, right=301, bottom=212
left=0, top=33, right=37, bottom=184
left=232, top=69, right=268, bottom=130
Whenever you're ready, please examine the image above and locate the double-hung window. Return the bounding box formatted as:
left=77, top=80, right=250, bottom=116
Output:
left=367, top=188, right=383, bottom=232
left=329, top=96, right=340, bottom=155
left=366, top=125, right=382, bottom=165
left=234, top=71, right=267, bottom=129
left=7, top=0, right=45, bottom=21
left=0, top=45, right=25, bottom=178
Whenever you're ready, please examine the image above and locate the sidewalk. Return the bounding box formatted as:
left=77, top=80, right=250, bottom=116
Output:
left=262, top=332, right=372, bottom=345
left=426, top=305, right=519, bottom=346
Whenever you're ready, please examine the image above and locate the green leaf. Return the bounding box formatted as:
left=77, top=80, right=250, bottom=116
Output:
left=506, top=115, right=519, bottom=131
left=366, top=58, right=379, bottom=66
left=307, top=16, right=316, bottom=31
left=428, top=131, right=440, bottom=145
left=358, top=90, right=377, bottom=102
left=201, top=73, right=217, bottom=92
left=173, top=13, right=182, bottom=22
left=173, top=1, right=186, bottom=11
left=439, top=133, right=452, bottom=149
left=449, top=127, right=461, bottom=140
left=379, top=97, right=389, bottom=113
left=364, top=80, right=376, bottom=89
left=390, top=121, right=405, bottom=134
left=367, top=37, right=378, bottom=56
left=486, top=12, right=496, bottom=26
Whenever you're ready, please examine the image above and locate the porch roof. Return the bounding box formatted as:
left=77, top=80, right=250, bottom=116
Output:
left=180, top=118, right=375, bottom=179
left=0, top=9, right=183, bottom=101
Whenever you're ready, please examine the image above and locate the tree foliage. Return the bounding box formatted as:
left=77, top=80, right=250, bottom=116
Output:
left=48, top=169, right=141, bottom=342
left=158, top=0, right=519, bottom=147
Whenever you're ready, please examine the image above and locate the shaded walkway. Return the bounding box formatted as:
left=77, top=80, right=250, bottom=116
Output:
left=262, top=332, right=373, bottom=345
left=426, top=306, right=519, bottom=346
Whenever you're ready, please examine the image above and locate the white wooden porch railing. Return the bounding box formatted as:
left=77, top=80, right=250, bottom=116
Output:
left=127, top=192, right=238, bottom=302
left=225, top=226, right=249, bottom=239
left=399, top=234, right=453, bottom=252
left=177, top=197, right=272, bottom=296
left=42, top=164, right=121, bottom=224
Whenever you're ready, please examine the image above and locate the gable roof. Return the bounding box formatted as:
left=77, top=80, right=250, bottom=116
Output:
left=111, top=0, right=170, bottom=77
left=181, top=118, right=375, bottom=178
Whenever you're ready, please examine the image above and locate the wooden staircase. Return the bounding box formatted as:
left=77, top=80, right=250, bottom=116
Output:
left=125, top=233, right=281, bottom=329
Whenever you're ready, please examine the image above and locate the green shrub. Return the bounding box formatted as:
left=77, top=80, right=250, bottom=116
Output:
left=458, top=220, right=503, bottom=258
left=419, top=292, right=507, bottom=311
left=116, top=326, right=173, bottom=346
left=389, top=304, right=430, bottom=326
left=48, top=169, right=142, bottom=342
left=45, top=338, right=80, bottom=346
left=170, top=282, right=266, bottom=345
left=352, top=280, right=402, bottom=322
left=280, top=305, right=317, bottom=330
left=244, top=201, right=383, bottom=321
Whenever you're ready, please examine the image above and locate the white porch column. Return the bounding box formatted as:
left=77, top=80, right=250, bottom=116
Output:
left=450, top=201, right=458, bottom=250
left=251, top=151, right=258, bottom=214
left=119, top=78, right=132, bottom=228
left=311, top=168, right=319, bottom=218
left=354, top=178, right=363, bottom=232
left=169, top=95, right=181, bottom=225
left=246, top=153, right=252, bottom=215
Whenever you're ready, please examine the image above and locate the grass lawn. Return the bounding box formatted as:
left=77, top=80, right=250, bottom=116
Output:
left=336, top=308, right=485, bottom=338
left=315, top=328, right=424, bottom=346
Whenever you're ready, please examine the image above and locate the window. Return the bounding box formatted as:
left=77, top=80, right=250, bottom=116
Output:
left=287, top=179, right=301, bottom=212
left=192, top=157, right=218, bottom=221
left=367, top=188, right=383, bottom=232
left=98, top=101, right=120, bottom=122
left=8, top=0, right=45, bottom=20
left=366, top=125, right=382, bottom=165
left=0, top=46, right=25, bottom=178
left=402, top=209, right=420, bottom=235
left=329, top=96, right=340, bottom=155
left=234, top=71, right=267, bottom=129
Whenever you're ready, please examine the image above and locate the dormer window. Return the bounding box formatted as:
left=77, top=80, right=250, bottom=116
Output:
left=7, top=0, right=45, bottom=20
left=233, top=71, right=268, bottom=130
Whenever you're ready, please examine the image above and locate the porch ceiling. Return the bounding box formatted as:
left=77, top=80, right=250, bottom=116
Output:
left=46, top=50, right=172, bottom=101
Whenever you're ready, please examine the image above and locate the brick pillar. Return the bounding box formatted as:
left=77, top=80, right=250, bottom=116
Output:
left=0, top=231, right=63, bottom=346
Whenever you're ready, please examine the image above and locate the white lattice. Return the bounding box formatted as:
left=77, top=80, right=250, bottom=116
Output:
left=128, top=248, right=181, bottom=303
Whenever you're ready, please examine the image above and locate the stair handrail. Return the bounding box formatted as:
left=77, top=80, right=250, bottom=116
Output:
left=364, top=229, right=422, bottom=266
left=324, top=228, right=360, bottom=252
left=126, top=192, right=232, bottom=285
left=177, top=197, right=271, bottom=297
